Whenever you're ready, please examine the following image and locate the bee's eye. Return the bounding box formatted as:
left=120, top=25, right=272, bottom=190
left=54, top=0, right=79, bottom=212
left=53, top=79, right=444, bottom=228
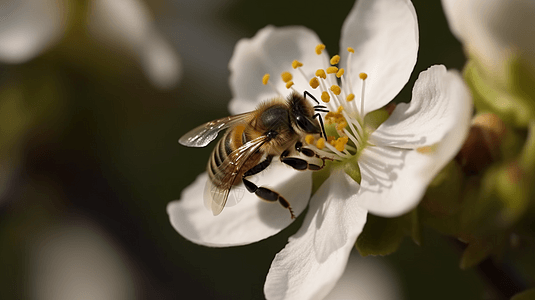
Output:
left=296, top=115, right=319, bottom=133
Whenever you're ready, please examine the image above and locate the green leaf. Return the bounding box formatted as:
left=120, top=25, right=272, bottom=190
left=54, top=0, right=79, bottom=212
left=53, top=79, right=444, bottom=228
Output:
left=511, top=288, right=535, bottom=300
left=356, top=210, right=420, bottom=256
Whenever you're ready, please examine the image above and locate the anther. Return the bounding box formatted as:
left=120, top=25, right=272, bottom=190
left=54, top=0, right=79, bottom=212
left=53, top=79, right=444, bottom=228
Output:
left=309, top=77, right=320, bottom=89
left=330, top=85, right=341, bottom=95
left=305, top=134, right=315, bottom=145
left=336, top=68, right=345, bottom=78
left=321, top=91, right=330, bottom=103
left=281, top=71, right=293, bottom=83
left=315, top=69, right=326, bottom=79
left=285, top=81, right=294, bottom=89
left=262, top=74, right=270, bottom=85
left=359, top=72, right=368, bottom=80
left=316, top=138, right=326, bottom=149
left=315, top=44, right=326, bottom=55
left=326, top=67, right=338, bottom=74
left=347, top=47, right=355, bottom=53
left=292, top=60, right=303, bottom=69
left=346, top=93, right=355, bottom=102
left=330, top=55, right=340, bottom=65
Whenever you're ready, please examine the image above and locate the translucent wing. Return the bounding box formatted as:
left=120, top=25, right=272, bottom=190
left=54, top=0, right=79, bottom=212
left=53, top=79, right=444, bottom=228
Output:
left=179, top=112, right=251, bottom=147
left=204, top=135, right=268, bottom=216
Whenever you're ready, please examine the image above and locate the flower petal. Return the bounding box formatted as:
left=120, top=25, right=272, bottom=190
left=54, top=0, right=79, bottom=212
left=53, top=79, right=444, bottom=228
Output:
left=0, top=0, right=66, bottom=63
left=340, top=0, right=418, bottom=114
left=167, top=162, right=311, bottom=247
left=358, top=66, right=472, bottom=217
left=228, top=25, right=328, bottom=115
left=264, top=171, right=367, bottom=300
left=371, top=65, right=472, bottom=149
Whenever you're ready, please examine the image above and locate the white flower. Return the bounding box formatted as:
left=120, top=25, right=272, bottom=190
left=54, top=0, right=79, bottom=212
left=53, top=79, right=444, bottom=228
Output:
left=442, top=0, right=535, bottom=75
left=168, top=0, right=472, bottom=299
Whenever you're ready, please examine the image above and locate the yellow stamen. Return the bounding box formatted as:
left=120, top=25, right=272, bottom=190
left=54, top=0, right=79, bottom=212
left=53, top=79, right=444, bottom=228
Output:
left=347, top=47, right=355, bottom=53
left=335, top=136, right=349, bottom=152
left=316, top=138, right=326, bottom=149
left=417, top=145, right=437, bottom=154
left=336, top=68, right=345, bottom=78
left=285, top=81, right=294, bottom=89
left=315, top=69, right=326, bottom=79
left=292, top=60, right=303, bottom=69
left=305, top=134, right=315, bottom=145
left=359, top=72, right=368, bottom=80
left=330, top=85, right=341, bottom=95
left=321, top=91, right=330, bottom=103
left=337, top=106, right=344, bottom=113
left=330, top=55, right=340, bottom=65
left=281, top=71, right=293, bottom=83
left=315, top=44, right=326, bottom=55
left=309, top=77, right=320, bottom=89
left=326, top=66, right=338, bottom=74
left=262, top=74, right=270, bottom=85
left=346, top=93, right=355, bottom=102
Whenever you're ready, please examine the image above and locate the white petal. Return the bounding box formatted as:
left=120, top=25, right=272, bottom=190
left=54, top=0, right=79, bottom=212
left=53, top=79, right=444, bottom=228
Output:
left=358, top=67, right=471, bottom=217
left=325, top=252, right=402, bottom=300
left=0, top=0, right=66, bottom=63
left=340, top=0, right=418, bottom=114
left=140, top=31, right=182, bottom=90
left=167, top=163, right=311, bottom=247
left=264, top=171, right=367, bottom=300
left=371, top=65, right=472, bottom=149
left=228, top=25, right=327, bottom=115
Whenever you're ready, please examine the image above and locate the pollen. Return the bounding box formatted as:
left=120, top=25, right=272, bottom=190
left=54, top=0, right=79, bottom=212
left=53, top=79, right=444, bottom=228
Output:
left=316, top=138, right=326, bottom=149
left=315, top=44, right=326, bottom=55
left=315, top=69, right=326, bottom=79
left=347, top=47, right=355, bottom=53
left=336, top=121, right=348, bottom=131
left=326, top=66, right=338, bottom=74
left=359, top=72, right=368, bottom=80
left=321, top=91, right=330, bottom=103
left=346, top=93, right=355, bottom=102
left=330, top=85, right=341, bottom=95
left=281, top=71, right=293, bottom=83
left=417, top=145, right=437, bottom=154
left=285, top=81, right=294, bottom=89
left=309, top=77, right=320, bottom=89
left=327, top=136, right=336, bottom=143
left=292, top=60, right=303, bottom=69
left=334, top=136, right=349, bottom=152
left=305, top=134, right=315, bottom=145
left=330, top=55, right=340, bottom=65
left=336, top=68, right=345, bottom=78
left=262, top=74, right=270, bottom=85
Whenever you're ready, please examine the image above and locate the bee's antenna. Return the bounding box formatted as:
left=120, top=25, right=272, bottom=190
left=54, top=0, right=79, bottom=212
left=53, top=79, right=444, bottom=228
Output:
left=304, top=91, right=328, bottom=139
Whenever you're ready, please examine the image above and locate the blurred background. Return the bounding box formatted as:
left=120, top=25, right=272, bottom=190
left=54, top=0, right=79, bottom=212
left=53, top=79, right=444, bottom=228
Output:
left=0, top=0, right=501, bottom=299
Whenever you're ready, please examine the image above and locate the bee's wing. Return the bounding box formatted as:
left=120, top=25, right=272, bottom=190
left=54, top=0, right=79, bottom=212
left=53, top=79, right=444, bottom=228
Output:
left=205, top=135, right=269, bottom=216
left=179, top=112, right=251, bottom=147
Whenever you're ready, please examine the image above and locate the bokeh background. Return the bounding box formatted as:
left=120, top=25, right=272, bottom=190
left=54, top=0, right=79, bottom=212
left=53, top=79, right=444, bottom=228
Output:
left=0, top=0, right=502, bottom=299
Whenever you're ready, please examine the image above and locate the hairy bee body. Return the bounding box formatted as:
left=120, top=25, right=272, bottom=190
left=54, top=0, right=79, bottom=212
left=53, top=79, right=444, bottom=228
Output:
left=180, top=92, right=328, bottom=218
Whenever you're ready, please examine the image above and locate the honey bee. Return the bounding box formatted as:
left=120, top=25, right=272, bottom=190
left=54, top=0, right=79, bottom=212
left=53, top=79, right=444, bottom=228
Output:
left=179, top=91, right=330, bottom=218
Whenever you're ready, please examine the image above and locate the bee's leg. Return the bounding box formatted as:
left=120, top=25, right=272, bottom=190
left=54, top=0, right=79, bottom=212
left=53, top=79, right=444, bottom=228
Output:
left=280, top=142, right=332, bottom=171
left=304, top=91, right=328, bottom=138
left=242, top=155, right=295, bottom=219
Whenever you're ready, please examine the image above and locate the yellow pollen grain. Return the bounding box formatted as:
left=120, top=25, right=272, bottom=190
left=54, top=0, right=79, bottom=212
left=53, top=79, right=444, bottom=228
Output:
left=262, top=74, right=270, bottom=85
left=316, top=138, right=326, bottom=149
left=417, top=145, right=437, bottom=154
left=315, top=69, right=326, bottom=79
left=337, top=106, right=344, bottom=113
left=285, top=81, right=294, bottom=89
left=335, top=136, right=349, bottom=152
left=292, top=60, right=303, bottom=69
left=336, top=121, right=348, bottom=131
left=359, top=72, right=368, bottom=80
left=330, top=85, right=341, bottom=95
left=281, top=71, right=293, bottom=83
left=347, top=47, right=355, bottom=53
left=305, top=134, right=315, bottom=145
left=346, top=93, right=355, bottom=102
left=330, top=55, right=340, bottom=65
left=321, top=91, right=330, bottom=103
left=326, top=66, right=338, bottom=74
left=309, top=77, right=320, bottom=89
left=336, top=68, right=345, bottom=78
left=315, top=44, right=326, bottom=55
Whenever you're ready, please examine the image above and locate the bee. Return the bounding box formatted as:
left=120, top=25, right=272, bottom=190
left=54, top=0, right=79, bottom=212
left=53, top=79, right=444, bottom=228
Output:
left=179, top=91, right=330, bottom=219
